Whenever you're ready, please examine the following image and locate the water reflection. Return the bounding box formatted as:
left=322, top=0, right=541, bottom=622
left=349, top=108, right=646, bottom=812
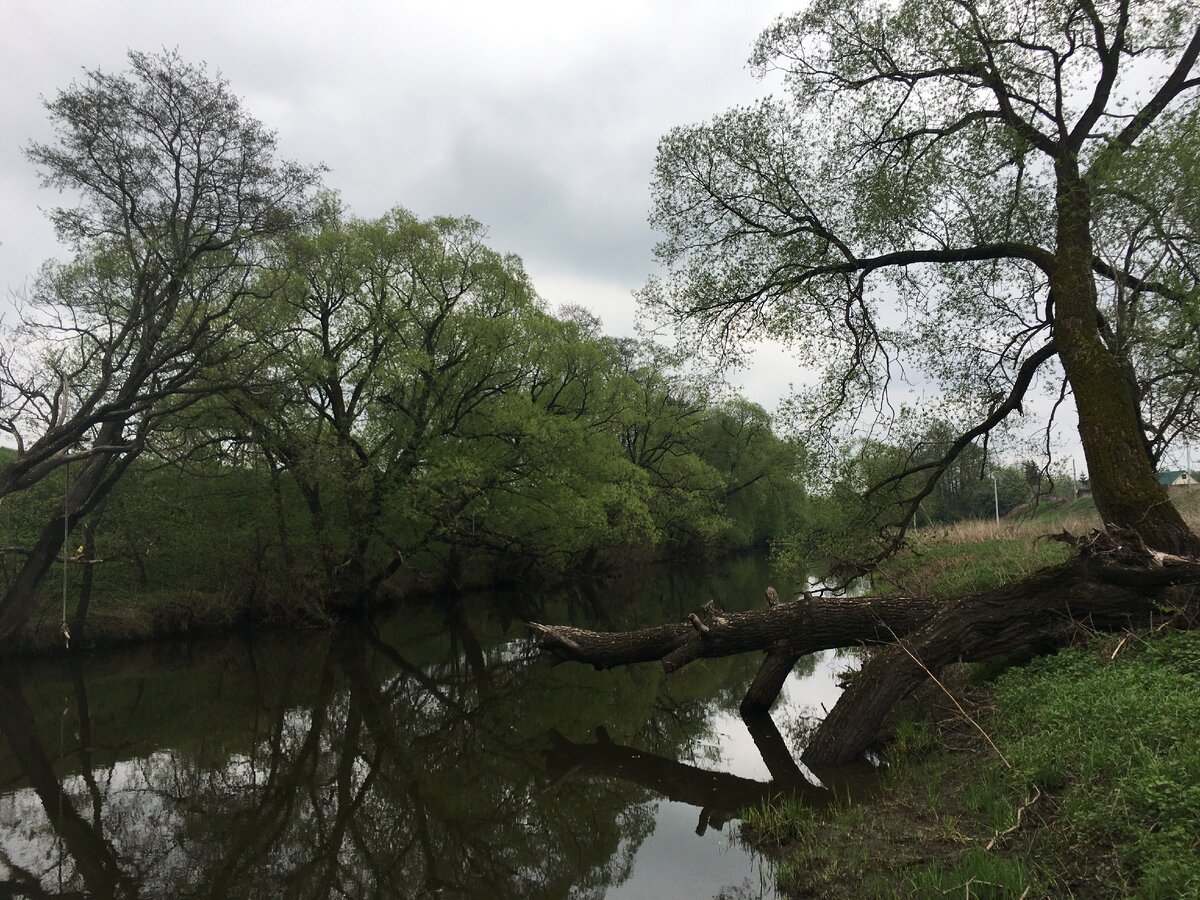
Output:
left=0, top=558, right=862, bottom=898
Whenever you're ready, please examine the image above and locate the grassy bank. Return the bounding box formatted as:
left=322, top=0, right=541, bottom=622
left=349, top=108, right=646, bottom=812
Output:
left=744, top=502, right=1200, bottom=898
left=871, top=489, right=1199, bottom=598
left=3, top=532, right=764, bottom=656
left=744, top=632, right=1200, bottom=897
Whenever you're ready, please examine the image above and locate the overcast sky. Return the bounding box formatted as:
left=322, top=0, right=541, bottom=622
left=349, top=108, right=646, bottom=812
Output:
left=1, top=0, right=810, bottom=408
left=1, top=1, right=1118, bottom=473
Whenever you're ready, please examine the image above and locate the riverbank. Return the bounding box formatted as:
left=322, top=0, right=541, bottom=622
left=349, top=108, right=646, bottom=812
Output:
left=1, top=543, right=769, bottom=657
left=741, top=507, right=1200, bottom=898
left=745, top=631, right=1200, bottom=897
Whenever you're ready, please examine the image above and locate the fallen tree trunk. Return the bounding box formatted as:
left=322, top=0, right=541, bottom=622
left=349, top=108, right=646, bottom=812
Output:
left=531, top=593, right=944, bottom=677
left=531, top=533, right=1200, bottom=768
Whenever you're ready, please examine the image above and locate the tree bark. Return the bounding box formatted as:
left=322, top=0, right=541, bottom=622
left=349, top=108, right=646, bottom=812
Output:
left=741, top=650, right=804, bottom=714
left=70, top=503, right=106, bottom=645
left=1051, top=163, right=1200, bottom=556
left=531, top=592, right=943, bottom=674
left=802, top=550, right=1178, bottom=766
left=0, top=420, right=140, bottom=648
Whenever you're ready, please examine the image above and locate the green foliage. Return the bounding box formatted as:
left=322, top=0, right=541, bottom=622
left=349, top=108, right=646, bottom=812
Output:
left=1, top=51, right=813, bottom=641
left=0, top=49, right=322, bottom=642
left=874, top=538, right=1071, bottom=598
left=643, top=0, right=1200, bottom=558
left=1, top=210, right=808, bottom=638
left=888, top=717, right=938, bottom=758
left=740, top=795, right=820, bottom=846
left=196, top=206, right=809, bottom=603
left=779, top=422, right=1037, bottom=575
left=883, top=850, right=1037, bottom=899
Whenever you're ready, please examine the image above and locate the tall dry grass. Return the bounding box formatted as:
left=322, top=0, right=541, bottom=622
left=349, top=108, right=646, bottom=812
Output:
left=913, top=514, right=1096, bottom=547
left=910, top=487, right=1200, bottom=548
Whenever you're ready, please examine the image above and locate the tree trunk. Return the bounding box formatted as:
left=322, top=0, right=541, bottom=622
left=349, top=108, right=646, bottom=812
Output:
left=741, top=650, right=804, bottom=714
left=0, top=451, right=121, bottom=646
left=0, top=418, right=140, bottom=648
left=112, top=495, right=149, bottom=590
left=296, top=478, right=337, bottom=593
left=268, top=460, right=293, bottom=572
left=531, top=592, right=943, bottom=674
left=70, top=504, right=106, bottom=645
left=0, top=464, right=106, bottom=646
left=802, top=555, right=1159, bottom=766
left=1052, top=163, right=1200, bottom=556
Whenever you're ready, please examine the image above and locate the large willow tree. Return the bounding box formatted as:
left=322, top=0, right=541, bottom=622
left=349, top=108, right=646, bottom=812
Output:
left=642, top=0, right=1200, bottom=555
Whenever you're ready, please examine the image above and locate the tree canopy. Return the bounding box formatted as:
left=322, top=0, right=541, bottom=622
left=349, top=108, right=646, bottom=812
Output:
left=0, top=84, right=806, bottom=643
left=643, top=0, right=1200, bottom=556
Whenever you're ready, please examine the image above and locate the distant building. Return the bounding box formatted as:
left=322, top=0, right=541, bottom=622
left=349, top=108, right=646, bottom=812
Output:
left=1157, top=470, right=1198, bottom=489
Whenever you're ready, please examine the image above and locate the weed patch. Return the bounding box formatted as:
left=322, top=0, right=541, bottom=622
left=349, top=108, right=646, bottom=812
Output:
left=875, top=537, right=1070, bottom=597
left=990, top=631, right=1200, bottom=897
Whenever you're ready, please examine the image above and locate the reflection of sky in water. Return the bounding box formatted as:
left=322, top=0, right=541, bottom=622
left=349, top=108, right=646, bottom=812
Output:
left=0, top=656, right=844, bottom=900
left=607, top=800, right=774, bottom=900
left=0, top=790, right=53, bottom=881
left=0, top=754, right=182, bottom=890
left=704, top=651, right=844, bottom=781
left=604, top=651, right=846, bottom=900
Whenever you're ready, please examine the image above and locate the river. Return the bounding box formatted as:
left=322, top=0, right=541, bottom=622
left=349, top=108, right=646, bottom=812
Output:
left=0, top=556, right=855, bottom=898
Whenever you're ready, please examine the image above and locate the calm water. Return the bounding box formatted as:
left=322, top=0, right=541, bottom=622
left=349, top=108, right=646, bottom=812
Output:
left=0, top=557, right=855, bottom=898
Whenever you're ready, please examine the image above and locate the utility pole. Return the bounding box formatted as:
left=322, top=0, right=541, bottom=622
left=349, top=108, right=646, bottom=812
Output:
left=992, top=473, right=999, bottom=524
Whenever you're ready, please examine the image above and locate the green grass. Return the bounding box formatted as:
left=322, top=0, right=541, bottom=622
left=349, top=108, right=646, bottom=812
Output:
left=740, top=629, right=1200, bottom=898
left=874, top=536, right=1071, bottom=597
left=740, top=794, right=822, bottom=847
left=990, top=631, right=1200, bottom=898
left=879, top=850, right=1037, bottom=899
left=766, top=502, right=1200, bottom=896
left=870, top=489, right=1200, bottom=601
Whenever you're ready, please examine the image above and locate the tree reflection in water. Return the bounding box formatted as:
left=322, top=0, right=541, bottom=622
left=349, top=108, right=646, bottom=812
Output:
left=0, top=558, right=857, bottom=898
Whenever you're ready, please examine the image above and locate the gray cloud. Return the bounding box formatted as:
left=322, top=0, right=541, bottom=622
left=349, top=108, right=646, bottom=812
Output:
left=1, top=1, right=786, bottom=318
left=3, top=0, right=1088, bottom=473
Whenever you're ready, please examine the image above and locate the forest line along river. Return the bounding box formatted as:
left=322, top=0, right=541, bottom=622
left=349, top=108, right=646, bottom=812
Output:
left=0, top=556, right=867, bottom=899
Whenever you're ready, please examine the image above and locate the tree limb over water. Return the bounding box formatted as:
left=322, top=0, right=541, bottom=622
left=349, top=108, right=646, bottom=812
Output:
left=532, top=533, right=1200, bottom=766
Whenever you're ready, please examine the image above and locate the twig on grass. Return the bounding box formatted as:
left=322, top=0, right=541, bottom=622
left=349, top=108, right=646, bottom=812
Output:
left=886, top=627, right=1012, bottom=769
left=986, top=786, right=1042, bottom=851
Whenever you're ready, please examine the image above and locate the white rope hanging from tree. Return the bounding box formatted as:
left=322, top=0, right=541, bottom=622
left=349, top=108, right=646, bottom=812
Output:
left=60, top=375, right=70, bottom=650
